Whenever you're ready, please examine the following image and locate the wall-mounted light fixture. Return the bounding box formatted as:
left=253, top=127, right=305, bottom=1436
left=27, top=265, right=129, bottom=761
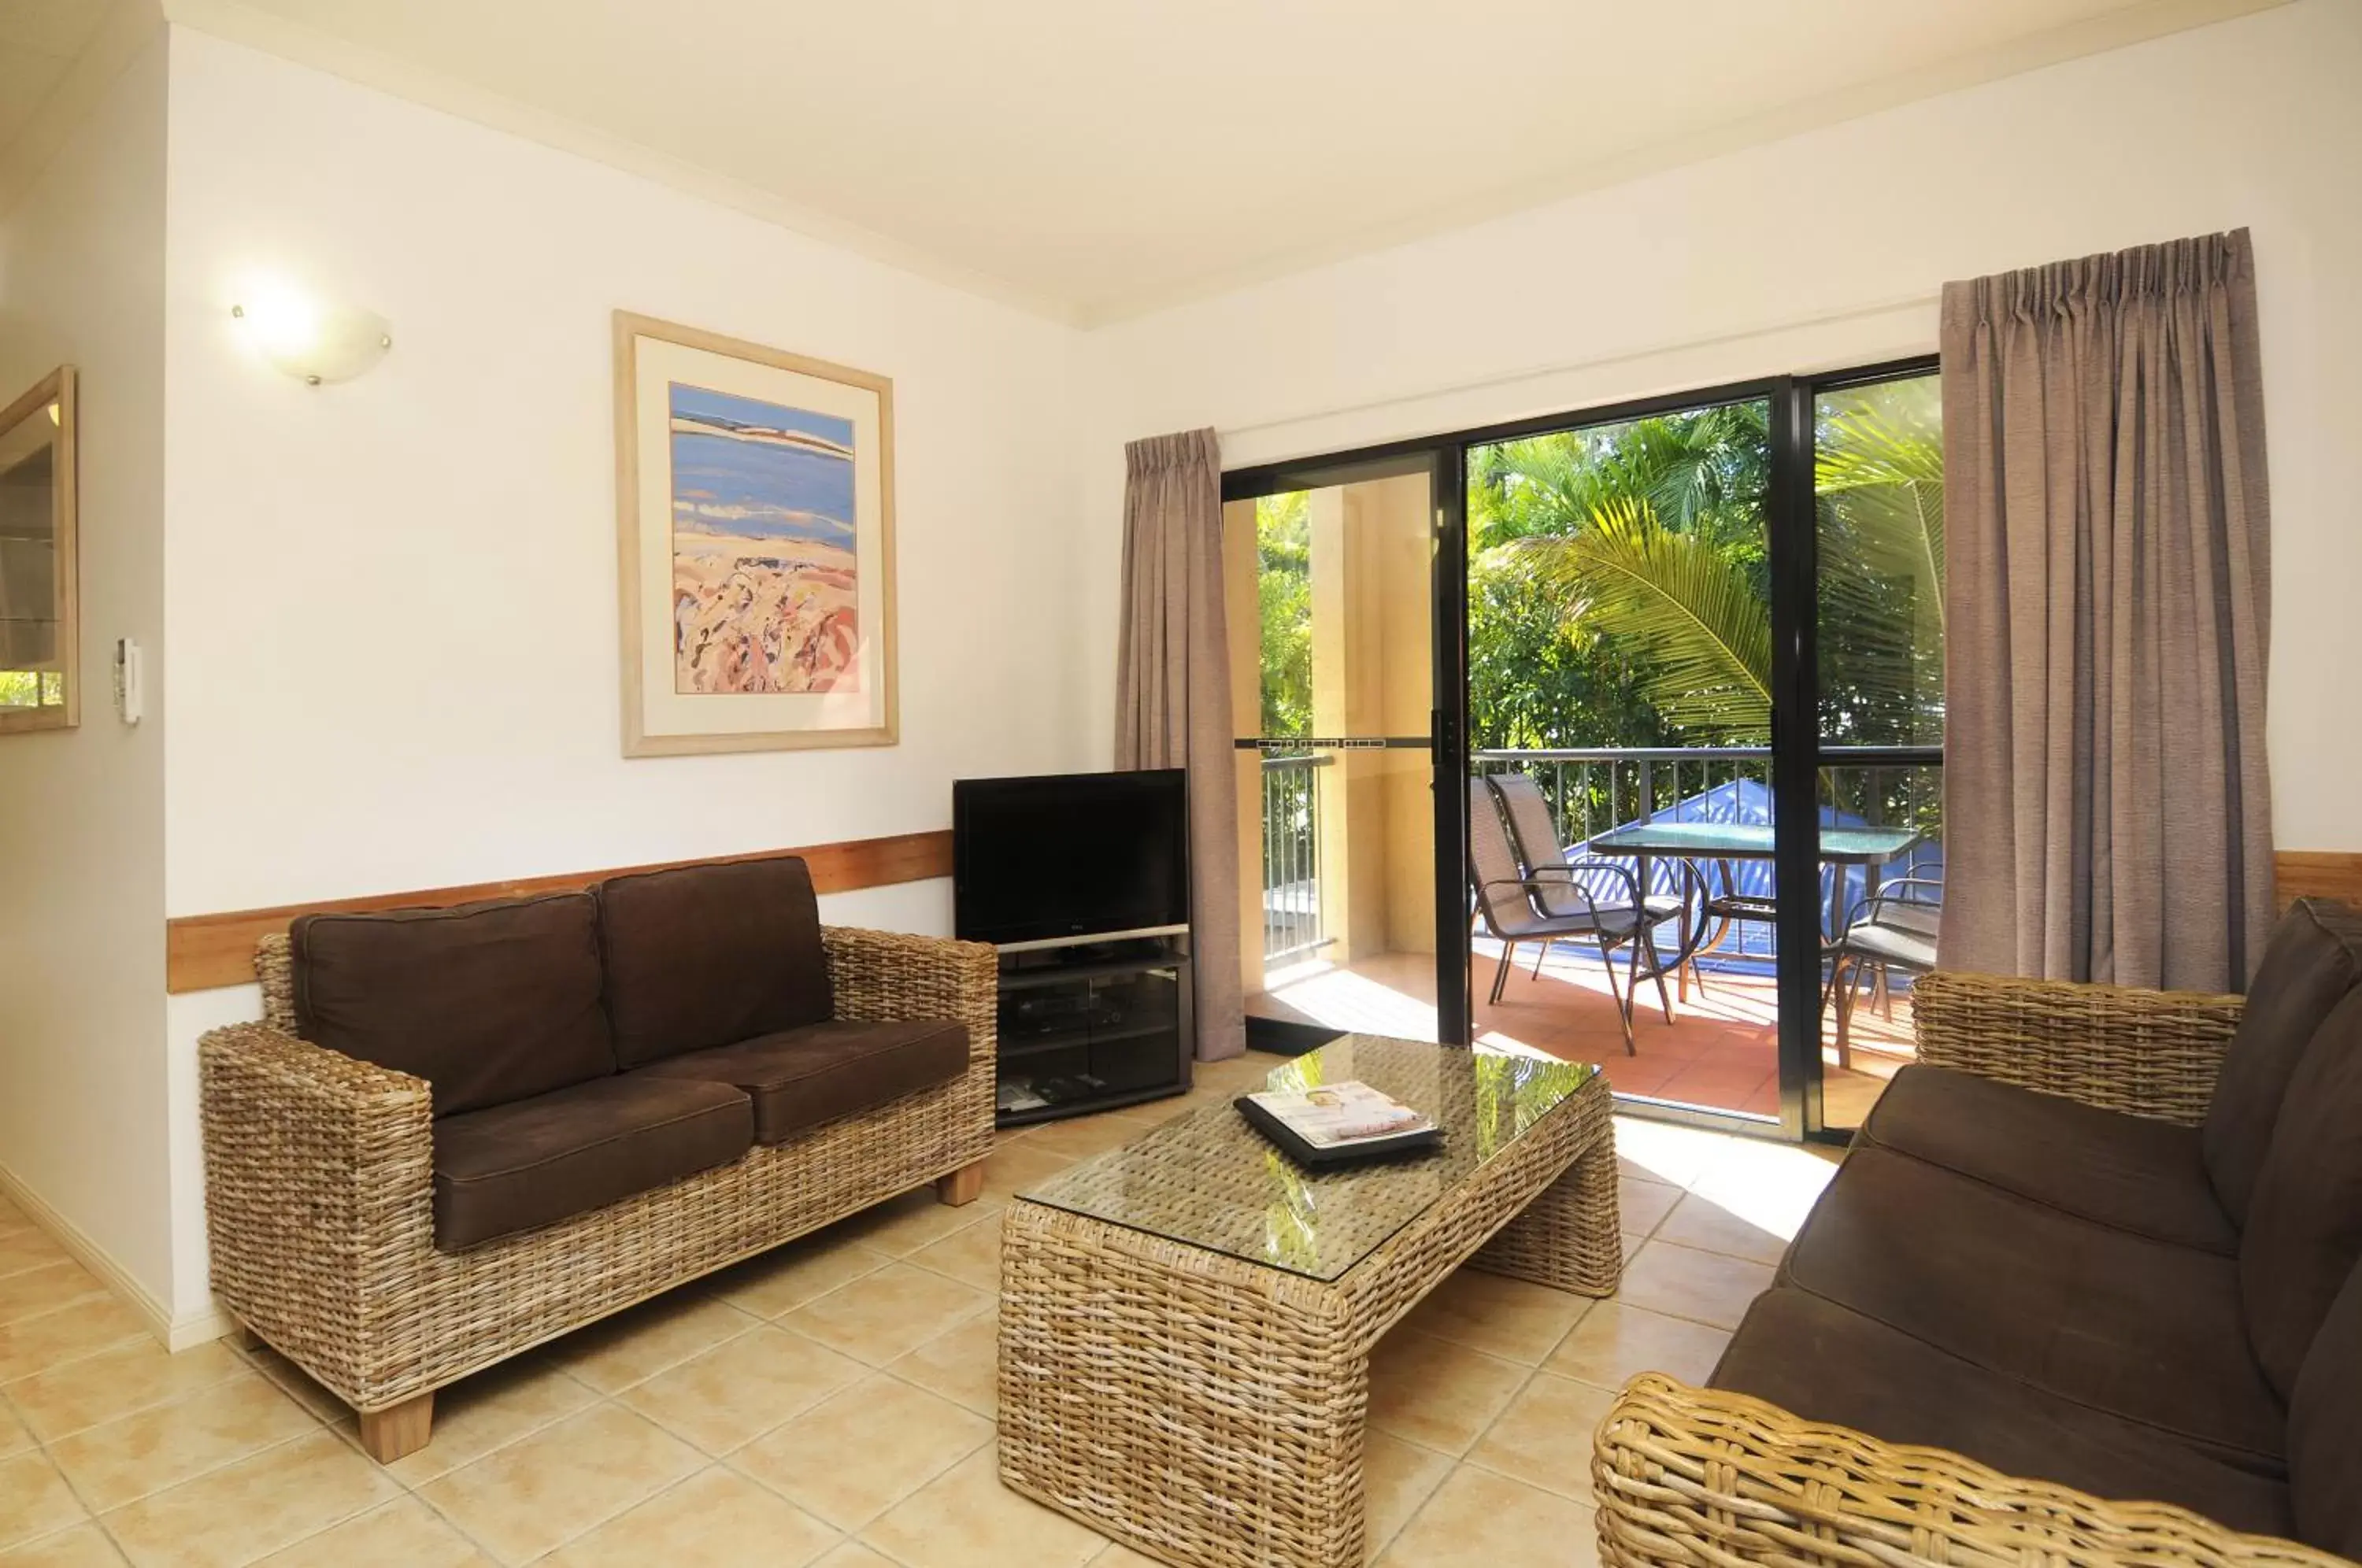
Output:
left=231, top=279, right=392, bottom=386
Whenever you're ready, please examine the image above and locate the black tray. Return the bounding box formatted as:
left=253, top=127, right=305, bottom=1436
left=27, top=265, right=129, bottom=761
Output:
left=1234, top=1095, right=1442, bottom=1170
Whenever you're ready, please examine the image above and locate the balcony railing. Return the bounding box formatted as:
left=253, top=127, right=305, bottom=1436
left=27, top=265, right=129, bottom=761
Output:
left=1261, top=753, right=1331, bottom=963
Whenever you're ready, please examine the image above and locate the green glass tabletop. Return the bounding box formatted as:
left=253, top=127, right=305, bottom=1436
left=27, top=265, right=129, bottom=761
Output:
left=1584, top=819, right=1919, bottom=863
left=1016, top=1036, right=1600, bottom=1281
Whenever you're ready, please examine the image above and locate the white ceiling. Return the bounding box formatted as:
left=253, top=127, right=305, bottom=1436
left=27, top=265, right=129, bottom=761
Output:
left=18, top=0, right=2290, bottom=322
left=0, top=0, right=116, bottom=152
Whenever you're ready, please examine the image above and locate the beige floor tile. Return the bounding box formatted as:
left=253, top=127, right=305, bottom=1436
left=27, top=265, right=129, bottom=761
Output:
left=546, top=1466, right=839, bottom=1568
left=0, top=1523, right=122, bottom=1566
left=0, top=1299, right=149, bottom=1384
left=0, top=1266, right=106, bottom=1330
left=1364, top=1431, right=1454, bottom=1556
left=617, top=1326, right=865, bottom=1455
left=978, top=1145, right=1075, bottom=1203
left=6, top=1340, right=248, bottom=1444
left=782, top=1263, right=989, bottom=1366
left=252, top=1497, right=490, bottom=1567
left=0, top=1200, right=27, bottom=1236
left=381, top=1355, right=598, bottom=1486
left=0, top=1453, right=86, bottom=1552
left=549, top=1292, right=757, bottom=1394
left=861, top=1448, right=1104, bottom=1568
left=102, top=1430, right=400, bottom=1568
left=1609, top=1118, right=1720, bottom=1189
left=240, top=1347, right=353, bottom=1426
left=0, top=1232, right=68, bottom=1284
left=904, top=1210, right=1005, bottom=1291
left=1403, top=1268, right=1590, bottom=1366
left=418, top=1403, right=701, bottom=1565
left=1376, top=1463, right=1595, bottom=1568
left=730, top=1373, right=989, bottom=1530
left=50, top=1371, right=320, bottom=1510
left=1544, top=1302, right=1731, bottom=1391
left=810, top=1545, right=898, bottom=1568
left=836, top=1189, right=1009, bottom=1258
left=1652, top=1192, right=1792, bottom=1267
left=1368, top=1330, right=1531, bottom=1457
left=1618, top=1179, right=1680, bottom=1245
left=886, top=1312, right=998, bottom=1418
left=1615, top=1241, right=1773, bottom=1332
left=1014, top=1112, right=1160, bottom=1163
left=0, top=1402, right=31, bottom=1459
left=1468, top=1371, right=1616, bottom=1502
left=705, top=1237, right=893, bottom=1319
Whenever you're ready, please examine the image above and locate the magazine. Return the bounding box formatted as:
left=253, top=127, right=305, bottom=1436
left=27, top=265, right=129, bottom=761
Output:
left=1239, top=1081, right=1435, bottom=1150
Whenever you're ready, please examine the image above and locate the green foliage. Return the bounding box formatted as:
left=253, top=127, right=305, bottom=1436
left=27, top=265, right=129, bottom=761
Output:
left=1256, top=492, right=1312, bottom=737
left=1815, top=379, right=1945, bottom=746
left=0, top=671, right=42, bottom=708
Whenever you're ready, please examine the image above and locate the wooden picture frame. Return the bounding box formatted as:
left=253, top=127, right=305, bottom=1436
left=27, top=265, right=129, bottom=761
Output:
left=0, top=366, right=78, bottom=736
left=614, top=312, right=898, bottom=756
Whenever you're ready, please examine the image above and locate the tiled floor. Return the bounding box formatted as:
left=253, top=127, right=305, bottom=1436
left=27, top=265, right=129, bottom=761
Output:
left=1253, top=941, right=1914, bottom=1122
left=0, top=1055, right=1838, bottom=1567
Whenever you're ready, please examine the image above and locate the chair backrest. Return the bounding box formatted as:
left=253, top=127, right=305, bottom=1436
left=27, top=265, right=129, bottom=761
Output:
left=1467, top=778, right=1535, bottom=937
left=1488, top=774, right=1583, bottom=915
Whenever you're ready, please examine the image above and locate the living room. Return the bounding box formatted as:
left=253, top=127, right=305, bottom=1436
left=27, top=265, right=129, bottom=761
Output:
left=1, top=2, right=2358, bottom=1565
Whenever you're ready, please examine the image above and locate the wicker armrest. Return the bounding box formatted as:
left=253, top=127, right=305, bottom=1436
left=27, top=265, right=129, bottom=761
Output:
left=1594, top=1373, right=2339, bottom=1568
left=1910, top=970, right=2242, bottom=1125
left=198, top=1022, right=434, bottom=1358
left=821, top=926, right=999, bottom=1063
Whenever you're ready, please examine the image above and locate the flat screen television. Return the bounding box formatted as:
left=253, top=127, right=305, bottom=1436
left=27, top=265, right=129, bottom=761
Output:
left=953, top=769, right=1190, bottom=946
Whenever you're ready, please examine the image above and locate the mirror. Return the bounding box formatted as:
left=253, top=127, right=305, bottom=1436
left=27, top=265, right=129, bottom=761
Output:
left=0, top=366, right=76, bottom=733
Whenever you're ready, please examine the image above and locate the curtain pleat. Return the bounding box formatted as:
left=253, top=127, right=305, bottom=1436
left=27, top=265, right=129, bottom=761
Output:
left=1939, top=229, right=2275, bottom=991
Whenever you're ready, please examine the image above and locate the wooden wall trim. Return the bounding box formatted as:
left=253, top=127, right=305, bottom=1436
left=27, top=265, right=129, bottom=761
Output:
left=2277, top=849, right=2362, bottom=909
left=165, top=830, right=953, bottom=995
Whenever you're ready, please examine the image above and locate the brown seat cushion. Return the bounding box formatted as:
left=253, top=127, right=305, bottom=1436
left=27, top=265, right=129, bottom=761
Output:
left=291, top=893, right=616, bottom=1117
left=632, top=1020, right=968, bottom=1144
left=2239, top=987, right=2362, bottom=1400
left=1779, top=1145, right=2284, bottom=1470
left=595, top=856, right=835, bottom=1068
left=2288, top=1256, right=2362, bottom=1556
left=1712, top=1285, right=2294, bottom=1540
left=1859, top=1064, right=2236, bottom=1254
left=432, top=1075, right=753, bottom=1250
left=2204, top=899, right=2362, bottom=1223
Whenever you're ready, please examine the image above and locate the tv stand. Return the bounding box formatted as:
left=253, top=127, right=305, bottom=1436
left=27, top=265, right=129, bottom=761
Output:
left=992, top=929, right=1193, bottom=1127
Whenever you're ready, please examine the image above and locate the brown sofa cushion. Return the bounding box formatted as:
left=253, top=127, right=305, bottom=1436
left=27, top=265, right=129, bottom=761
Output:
left=1712, top=1285, right=2294, bottom=1540
left=432, top=1075, right=753, bottom=1250
left=1779, top=1145, right=2284, bottom=1470
left=2239, top=987, right=2362, bottom=1400
left=291, top=893, right=616, bottom=1118
left=2289, top=1257, right=2362, bottom=1557
left=2204, top=899, right=2362, bottom=1223
left=594, top=856, right=835, bottom=1068
left=632, top=1020, right=968, bottom=1145
left=1860, top=1064, right=2236, bottom=1254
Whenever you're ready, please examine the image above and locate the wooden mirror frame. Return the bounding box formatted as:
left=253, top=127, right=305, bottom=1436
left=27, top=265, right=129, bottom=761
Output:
left=0, top=365, right=78, bottom=734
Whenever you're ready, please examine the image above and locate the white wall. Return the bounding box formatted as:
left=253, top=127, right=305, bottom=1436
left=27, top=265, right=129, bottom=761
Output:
left=1084, top=0, right=2362, bottom=852
left=155, top=30, right=1095, bottom=1317
left=0, top=34, right=174, bottom=1314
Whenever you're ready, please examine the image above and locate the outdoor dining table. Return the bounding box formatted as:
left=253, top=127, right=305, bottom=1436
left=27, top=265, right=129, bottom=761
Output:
left=1581, top=819, right=1923, bottom=990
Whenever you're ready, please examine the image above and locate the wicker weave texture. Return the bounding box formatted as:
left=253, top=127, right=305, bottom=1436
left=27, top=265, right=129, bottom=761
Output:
left=998, top=1070, right=1618, bottom=1568
left=1911, top=970, right=2242, bottom=1126
left=201, top=925, right=998, bottom=1415
left=1594, top=1373, right=2347, bottom=1568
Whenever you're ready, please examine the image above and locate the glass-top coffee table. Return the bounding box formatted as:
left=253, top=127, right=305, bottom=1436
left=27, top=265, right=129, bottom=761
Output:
left=997, top=1035, right=1620, bottom=1568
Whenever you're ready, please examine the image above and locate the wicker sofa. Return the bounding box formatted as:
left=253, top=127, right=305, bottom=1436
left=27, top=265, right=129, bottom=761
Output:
left=198, top=854, right=998, bottom=1463
left=1596, top=898, right=2362, bottom=1568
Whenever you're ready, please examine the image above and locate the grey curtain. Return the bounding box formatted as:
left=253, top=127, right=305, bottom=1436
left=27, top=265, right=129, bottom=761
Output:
left=1940, top=229, right=2275, bottom=991
left=1114, top=428, right=1245, bottom=1060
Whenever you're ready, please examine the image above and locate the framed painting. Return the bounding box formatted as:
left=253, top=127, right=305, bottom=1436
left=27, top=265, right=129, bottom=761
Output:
left=614, top=312, right=896, bottom=756
left=0, top=366, right=78, bottom=736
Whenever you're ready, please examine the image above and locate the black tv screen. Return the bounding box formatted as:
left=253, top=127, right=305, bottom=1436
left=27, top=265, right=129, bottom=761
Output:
left=953, top=770, right=1190, bottom=945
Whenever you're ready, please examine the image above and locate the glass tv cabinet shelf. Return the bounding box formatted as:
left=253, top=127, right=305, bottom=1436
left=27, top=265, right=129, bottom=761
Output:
left=992, top=930, right=1194, bottom=1126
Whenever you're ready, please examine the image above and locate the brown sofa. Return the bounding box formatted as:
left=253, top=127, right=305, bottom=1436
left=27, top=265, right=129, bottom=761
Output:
left=199, top=854, right=997, bottom=1462
left=1596, top=898, right=2362, bottom=1568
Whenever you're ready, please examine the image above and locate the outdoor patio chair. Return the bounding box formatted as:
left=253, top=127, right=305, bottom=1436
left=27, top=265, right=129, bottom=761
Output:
left=1466, top=777, right=1663, bottom=1053
left=1488, top=771, right=1690, bottom=997
left=1820, top=874, right=1942, bottom=1065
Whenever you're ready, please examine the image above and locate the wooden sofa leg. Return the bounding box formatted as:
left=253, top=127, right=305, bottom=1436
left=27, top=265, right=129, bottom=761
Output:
left=357, top=1392, right=434, bottom=1463
left=936, top=1159, right=987, bottom=1207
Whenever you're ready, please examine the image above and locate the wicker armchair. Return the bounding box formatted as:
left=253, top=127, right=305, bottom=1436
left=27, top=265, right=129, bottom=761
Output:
left=1591, top=969, right=2355, bottom=1568
left=200, top=923, right=997, bottom=1459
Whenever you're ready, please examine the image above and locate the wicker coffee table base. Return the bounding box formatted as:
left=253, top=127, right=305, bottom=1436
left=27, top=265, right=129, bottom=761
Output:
left=998, top=1074, right=1618, bottom=1568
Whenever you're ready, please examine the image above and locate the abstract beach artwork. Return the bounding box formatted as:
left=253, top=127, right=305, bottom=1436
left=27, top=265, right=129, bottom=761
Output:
left=616, top=314, right=896, bottom=755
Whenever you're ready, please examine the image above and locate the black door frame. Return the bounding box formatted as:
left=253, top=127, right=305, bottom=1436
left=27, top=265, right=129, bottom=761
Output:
left=1220, top=352, right=1940, bottom=1139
